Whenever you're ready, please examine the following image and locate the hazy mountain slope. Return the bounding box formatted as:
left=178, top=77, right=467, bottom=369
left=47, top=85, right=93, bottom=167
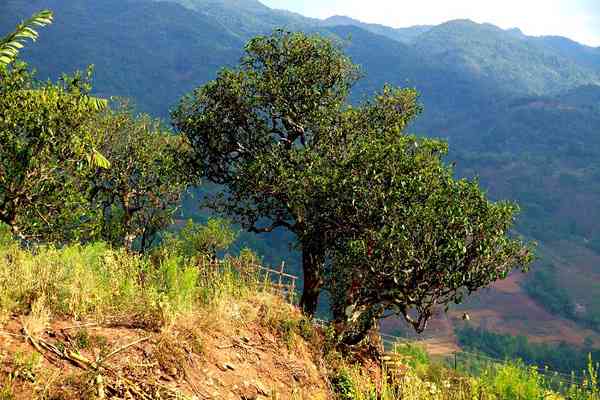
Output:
left=324, top=25, right=504, bottom=129
left=152, top=0, right=317, bottom=39
left=321, top=15, right=432, bottom=43
left=413, top=19, right=600, bottom=95
left=1, top=0, right=244, bottom=116
left=538, top=36, right=600, bottom=72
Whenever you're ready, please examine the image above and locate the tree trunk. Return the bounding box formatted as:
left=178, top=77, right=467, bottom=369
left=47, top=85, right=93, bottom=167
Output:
left=122, top=205, right=135, bottom=252
left=299, top=240, right=325, bottom=316
left=338, top=306, right=384, bottom=347
left=7, top=210, right=27, bottom=243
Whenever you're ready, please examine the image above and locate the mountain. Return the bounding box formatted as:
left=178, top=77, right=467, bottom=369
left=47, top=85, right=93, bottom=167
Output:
left=321, top=15, right=432, bottom=43
left=152, top=0, right=316, bottom=39
left=4, top=0, right=600, bottom=345
left=412, top=19, right=600, bottom=95
left=537, top=35, right=600, bottom=72
left=1, top=0, right=245, bottom=116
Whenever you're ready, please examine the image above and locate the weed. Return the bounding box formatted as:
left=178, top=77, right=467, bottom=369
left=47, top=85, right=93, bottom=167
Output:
left=11, top=351, right=42, bottom=383
left=91, top=333, right=109, bottom=349
left=74, top=328, right=91, bottom=350
left=0, top=380, right=15, bottom=400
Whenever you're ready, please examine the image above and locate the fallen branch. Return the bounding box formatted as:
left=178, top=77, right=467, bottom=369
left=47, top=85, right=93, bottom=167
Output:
left=100, top=335, right=153, bottom=363
left=20, top=324, right=190, bottom=399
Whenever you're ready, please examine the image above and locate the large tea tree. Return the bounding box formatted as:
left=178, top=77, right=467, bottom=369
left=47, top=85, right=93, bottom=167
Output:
left=0, top=62, right=107, bottom=241
left=89, top=106, right=190, bottom=252
left=173, top=30, right=532, bottom=317
left=173, top=30, right=363, bottom=314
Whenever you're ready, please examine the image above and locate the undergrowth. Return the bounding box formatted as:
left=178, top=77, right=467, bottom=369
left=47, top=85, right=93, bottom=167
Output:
left=0, top=240, right=269, bottom=328
left=330, top=342, right=600, bottom=400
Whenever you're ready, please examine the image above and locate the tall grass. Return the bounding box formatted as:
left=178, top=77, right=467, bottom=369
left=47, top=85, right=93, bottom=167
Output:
left=0, top=239, right=263, bottom=329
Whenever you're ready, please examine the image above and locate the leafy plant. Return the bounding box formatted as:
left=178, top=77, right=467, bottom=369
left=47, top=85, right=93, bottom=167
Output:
left=0, top=62, right=107, bottom=242
left=0, top=10, right=53, bottom=66
left=172, top=30, right=361, bottom=315
left=174, top=31, right=533, bottom=343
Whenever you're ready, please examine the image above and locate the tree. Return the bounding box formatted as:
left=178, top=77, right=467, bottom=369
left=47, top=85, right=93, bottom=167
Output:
left=0, top=62, right=107, bottom=241
left=326, top=133, right=533, bottom=344
left=0, top=10, right=53, bottom=67
left=160, top=218, right=237, bottom=260
left=88, top=106, right=191, bottom=252
left=172, top=30, right=362, bottom=314
left=173, top=30, right=532, bottom=321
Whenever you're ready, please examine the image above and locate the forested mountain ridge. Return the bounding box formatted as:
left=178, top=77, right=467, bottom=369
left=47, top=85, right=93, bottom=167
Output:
left=3, top=0, right=600, bottom=344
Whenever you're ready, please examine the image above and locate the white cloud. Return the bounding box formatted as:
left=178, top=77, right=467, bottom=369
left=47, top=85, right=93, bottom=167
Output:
left=262, top=0, right=600, bottom=46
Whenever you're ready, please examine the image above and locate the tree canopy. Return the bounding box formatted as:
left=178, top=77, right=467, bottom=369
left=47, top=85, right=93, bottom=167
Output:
left=173, top=30, right=363, bottom=314
left=88, top=105, right=191, bottom=252
left=326, top=132, right=533, bottom=343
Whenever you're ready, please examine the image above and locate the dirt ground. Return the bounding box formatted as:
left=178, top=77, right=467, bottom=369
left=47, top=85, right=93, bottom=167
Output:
left=0, top=313, right=330, bottom=399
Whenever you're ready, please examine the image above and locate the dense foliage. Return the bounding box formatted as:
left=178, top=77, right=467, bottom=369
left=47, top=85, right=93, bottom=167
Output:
left=328, top=131, right=532, bottom=342
left=0, top=62, right=107, bottom=241
left=456, top=325, right=600, bottom=376
left=173, top=30, right=361, bottom=314
left=88, top=106, right=190, bottom=252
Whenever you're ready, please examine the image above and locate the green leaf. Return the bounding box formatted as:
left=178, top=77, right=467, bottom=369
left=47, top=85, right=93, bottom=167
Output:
left=0, top=10, right=53, bottom=67
left=90, top=149, right=111, bottom=169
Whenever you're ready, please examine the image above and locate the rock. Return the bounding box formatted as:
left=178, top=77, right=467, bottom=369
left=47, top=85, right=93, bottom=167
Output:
left=224, top=362, right=236, bottom=371
left=217, top=362, right=236, bottom=371
left=239, top=381, right=259, bottom=400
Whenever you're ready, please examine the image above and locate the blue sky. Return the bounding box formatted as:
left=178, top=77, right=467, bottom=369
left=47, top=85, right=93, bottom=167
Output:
left=260, top=0, right=600, bottom=46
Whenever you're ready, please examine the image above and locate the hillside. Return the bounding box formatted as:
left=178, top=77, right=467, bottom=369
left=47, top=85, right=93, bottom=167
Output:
left=412, top=19, right=600, bottom=95
left=4, top=0, right=600, bottom=358
left=2, top=241, right=599, bottom=399
left=320, top=15, right=432, bottom=43
left=0, top=0, right=245, bottom=116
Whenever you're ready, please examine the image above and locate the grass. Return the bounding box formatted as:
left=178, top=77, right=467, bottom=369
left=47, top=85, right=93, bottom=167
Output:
left=0, top=234, right=324, bottom=399
left=330, top=341, right=600, bottom=400
left=0, top=240, right=267, bottom=328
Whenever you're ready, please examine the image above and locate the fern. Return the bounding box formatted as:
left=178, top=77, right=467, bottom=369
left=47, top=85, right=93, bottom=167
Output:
left=0, top=10, right=53, bottom=66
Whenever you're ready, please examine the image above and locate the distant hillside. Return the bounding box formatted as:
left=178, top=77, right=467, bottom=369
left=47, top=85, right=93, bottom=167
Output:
left=1, top=0, right=244, bottom=115
left=538, top=35, right=600, bottom=72
left=153, top=0, right=316, bottom=39
left=321, top=15, right=432, bottom=43
left=412, top=19, right=600, bottom=95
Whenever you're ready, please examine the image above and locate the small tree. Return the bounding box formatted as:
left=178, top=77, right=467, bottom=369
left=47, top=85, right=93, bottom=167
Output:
left=326, top=133, right=534, bottom=344
left=160, top=218, right=237, bottom=260
left=0, top=62, right=107, bottom=241
left=89, top=106, right=190, bottom=252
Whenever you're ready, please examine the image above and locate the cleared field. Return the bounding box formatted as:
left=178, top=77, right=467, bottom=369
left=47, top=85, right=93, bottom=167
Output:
left=380, top=266, right=600, bottom=356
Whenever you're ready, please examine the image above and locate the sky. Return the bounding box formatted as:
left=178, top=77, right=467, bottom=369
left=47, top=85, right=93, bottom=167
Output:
left=260, top=0, right=600, bottom=47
